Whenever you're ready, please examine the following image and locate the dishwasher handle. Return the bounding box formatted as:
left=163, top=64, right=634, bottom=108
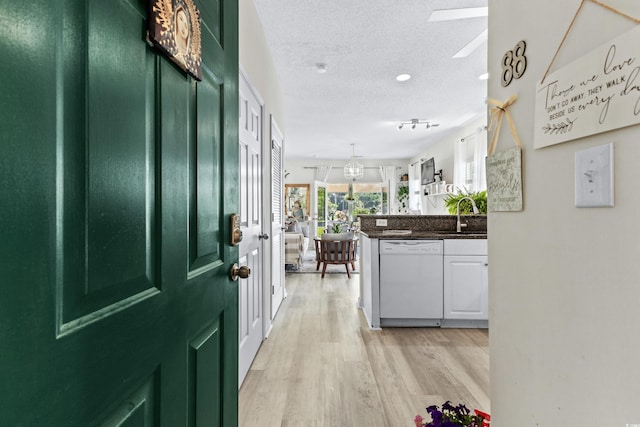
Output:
left=380, top=240, right=443, bottom=254
left=384, top=241, right=423, bottom=245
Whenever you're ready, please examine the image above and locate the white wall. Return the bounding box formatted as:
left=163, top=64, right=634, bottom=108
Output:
left=409, top=116, right=487, bottom=214
left=409, top=118, right=482, bottom=185
left=239, top=0, right=284, bottom=129
left=239, top=0, right=285, bottom=329
left=489, top=1, right=640, bottom=425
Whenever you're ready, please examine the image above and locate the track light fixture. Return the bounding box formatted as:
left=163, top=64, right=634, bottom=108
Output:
left=397, top=119, right=440, bottom=130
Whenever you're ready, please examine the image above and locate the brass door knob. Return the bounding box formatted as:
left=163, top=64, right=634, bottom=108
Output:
left=230, top=263, right=251, bottom=281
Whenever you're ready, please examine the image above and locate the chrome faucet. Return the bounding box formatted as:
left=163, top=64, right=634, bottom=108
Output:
left=456, top=197, right=479, bottom=232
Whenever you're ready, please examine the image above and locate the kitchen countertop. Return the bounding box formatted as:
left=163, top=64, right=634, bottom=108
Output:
left=360, top=231, right=487, bottom=239
left=358, top=215, right=487, bottom=239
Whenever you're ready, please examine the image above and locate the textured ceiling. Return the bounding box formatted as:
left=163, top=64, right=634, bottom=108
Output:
left=252, top=0, right=488, bottom=161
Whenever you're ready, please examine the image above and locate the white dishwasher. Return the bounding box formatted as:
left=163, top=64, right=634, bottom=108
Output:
left=379, top=240, right=443, bottom=327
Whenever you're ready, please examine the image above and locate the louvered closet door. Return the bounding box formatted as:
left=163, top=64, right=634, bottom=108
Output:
left=270, top=118, right=285, bottom=317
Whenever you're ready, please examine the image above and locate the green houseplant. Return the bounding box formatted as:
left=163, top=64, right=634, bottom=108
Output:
left=397, top=184, right=409, bottom=213
left=443, top=190, right=487, bottom=215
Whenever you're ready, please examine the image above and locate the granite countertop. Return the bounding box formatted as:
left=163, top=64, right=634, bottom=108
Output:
left=357, top=214, right=487, bottom=240
left=360, top=231, right=487, bottom=240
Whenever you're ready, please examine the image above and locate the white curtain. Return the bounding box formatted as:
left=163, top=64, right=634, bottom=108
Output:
left=379, top=165, right=397, bottom=213
left=453, top=137, right=466, bottom=191
left=453, top=127, right=488, bottom=193
left=408, top=161, right=422, bottom=212
left=315, top=165, right=332, bottom=182
left=474, top=127, right=488, bottom=191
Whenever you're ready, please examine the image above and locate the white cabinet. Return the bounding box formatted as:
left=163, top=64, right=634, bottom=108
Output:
left=359, top=236, right=488, bottom=329
left=359, top=234, right=381, bottom=329
left=443, top=240, right=488, bottom=322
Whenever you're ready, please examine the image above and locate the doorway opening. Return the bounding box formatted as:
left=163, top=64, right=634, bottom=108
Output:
left=323, top=183, right=388, bottom=233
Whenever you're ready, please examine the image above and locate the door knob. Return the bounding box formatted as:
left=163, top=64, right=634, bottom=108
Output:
left=230, top=263, right=251, bottom=281
left=258, top=233, right=269, bottom=240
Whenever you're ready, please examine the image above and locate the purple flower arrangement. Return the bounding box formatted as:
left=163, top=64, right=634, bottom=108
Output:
left=414, top=401, right=490, bottom=427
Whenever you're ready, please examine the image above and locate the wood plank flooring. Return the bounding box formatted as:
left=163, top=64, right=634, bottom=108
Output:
left=238, top=272, right=490, bottom=427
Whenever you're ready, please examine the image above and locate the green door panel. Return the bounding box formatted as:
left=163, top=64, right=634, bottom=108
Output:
left=59, top=0, right=159, bottom=333
left=0, top=0, right=239, bottom=425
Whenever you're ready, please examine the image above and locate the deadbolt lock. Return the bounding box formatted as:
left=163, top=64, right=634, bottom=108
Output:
left=230, top=213, right=242, bottom=246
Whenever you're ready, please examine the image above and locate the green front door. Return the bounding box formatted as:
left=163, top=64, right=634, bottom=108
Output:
left=0, top=0, right=239, bottom=425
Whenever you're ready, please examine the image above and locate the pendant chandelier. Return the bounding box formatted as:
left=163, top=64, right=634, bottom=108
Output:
left=343, top=143, right=364, bottom=180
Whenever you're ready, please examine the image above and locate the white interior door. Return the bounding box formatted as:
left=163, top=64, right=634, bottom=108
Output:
left=238, top=73, right=264, bottom=387
left=270, top=117, right=285, bottom=317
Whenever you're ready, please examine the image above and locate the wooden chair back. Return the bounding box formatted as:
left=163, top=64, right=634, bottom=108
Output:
left=314, top=238, right=358, bottom=278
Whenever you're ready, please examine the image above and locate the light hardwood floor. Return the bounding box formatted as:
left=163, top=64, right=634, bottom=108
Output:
left=238, top=272, right=490, bottom=427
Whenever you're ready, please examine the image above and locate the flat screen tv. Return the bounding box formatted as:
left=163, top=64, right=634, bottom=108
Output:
left=421, top=157, right=435, bottom=185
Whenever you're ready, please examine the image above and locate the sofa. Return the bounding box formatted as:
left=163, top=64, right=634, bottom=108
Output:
left=284, top=220, right=310, bottom=266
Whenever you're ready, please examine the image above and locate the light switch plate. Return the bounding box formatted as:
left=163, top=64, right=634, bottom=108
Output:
left=376, top=219, right=388, bottom=226
left=575, top=143, right=614, bottom=208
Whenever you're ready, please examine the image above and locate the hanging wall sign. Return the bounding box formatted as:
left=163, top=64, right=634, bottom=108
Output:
left=486, top=147, right=523, bottom=212
left=534, top=25, right=640, bottom=149
left=149, top=0, right=202, bottom=80
left=486, top=95, right=523, bottom=212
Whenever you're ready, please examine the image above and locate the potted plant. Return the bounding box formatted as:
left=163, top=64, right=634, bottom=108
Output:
left=397, top=185, right=409, bottom=213
left=414, top=401, right=490, bottom=427
left=443, top=189, right=487, bottom=215
left=345, top=182, right=355, bottom=201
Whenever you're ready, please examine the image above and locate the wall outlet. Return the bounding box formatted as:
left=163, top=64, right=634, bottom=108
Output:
left=376, top=219, right=388, bottom=226
left=575, top=143, right=614, bottom=208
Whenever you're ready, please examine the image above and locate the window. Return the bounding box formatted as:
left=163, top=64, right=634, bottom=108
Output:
left=317, top=185, right=326, bottom=232
left=454, top=129, right=487, bottom=192
left=326, top=183, right=387, bottom=223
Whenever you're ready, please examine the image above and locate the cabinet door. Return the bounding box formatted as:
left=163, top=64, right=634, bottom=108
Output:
left=444, top=256, right=488, bottom=320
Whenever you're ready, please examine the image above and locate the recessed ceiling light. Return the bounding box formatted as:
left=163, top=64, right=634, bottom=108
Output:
left=316, top=63, right=327, bottom=73
left=428, top=7, right=488, bottom=22
left=478, top=73, right=489, bottom=80
left=452, top=29, right=488, bottom=58
left=396, top=73, right=411, bottom=82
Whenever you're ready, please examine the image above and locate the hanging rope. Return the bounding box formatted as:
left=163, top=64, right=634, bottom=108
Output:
left=487, top=95, right=520, bottom=156
left=541, top=0, right=640, bottom=84
left=591, top=0, right=640, bottom=23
